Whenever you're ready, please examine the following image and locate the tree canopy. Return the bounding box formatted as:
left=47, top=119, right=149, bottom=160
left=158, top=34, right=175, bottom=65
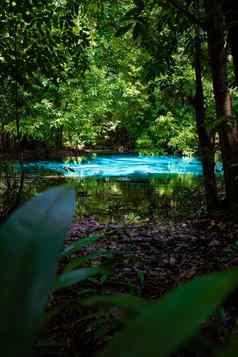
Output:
left=1, top=0, right=238, bottom=212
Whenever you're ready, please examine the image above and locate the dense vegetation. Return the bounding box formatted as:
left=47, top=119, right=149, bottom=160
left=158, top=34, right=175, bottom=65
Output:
left=1, top=0, right=238, bottom=213
left=1, top=0, right=196, bottom=155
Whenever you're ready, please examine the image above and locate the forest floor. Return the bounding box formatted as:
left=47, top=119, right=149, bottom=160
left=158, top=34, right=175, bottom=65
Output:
left=42, top=215, right=238, bottom=357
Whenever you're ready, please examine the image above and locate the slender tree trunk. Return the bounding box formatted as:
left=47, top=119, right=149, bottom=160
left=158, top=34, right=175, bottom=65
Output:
left=0, top=124, right=4, bottom=151
left=193, top=31, right=218, bottom=210
left=225, top=0, right=238, bottom=86
left=204, top=0, right=238, bottom=211
left=229, top=28, right=238, bottom=87
left=55, top=126, right=63, bottom=149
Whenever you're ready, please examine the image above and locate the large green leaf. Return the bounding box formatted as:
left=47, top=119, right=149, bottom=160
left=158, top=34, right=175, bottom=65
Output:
left=63, top=250, right=113, bottom=273
left=82, top=294, right=147, bottom=318
left=54, top=267, right=100, bottom=291
left=0, top=186, right=75, bottom=357
left=61, top=235, right=100, bottom=258
left=100, top=269, right=238, bottom=357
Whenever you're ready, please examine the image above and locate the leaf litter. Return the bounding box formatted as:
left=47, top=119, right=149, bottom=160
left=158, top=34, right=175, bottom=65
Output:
left=40, top=216, right=238, bottom=357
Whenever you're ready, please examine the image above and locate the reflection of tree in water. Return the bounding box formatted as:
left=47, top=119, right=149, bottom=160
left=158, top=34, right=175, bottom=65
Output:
left=76, top=176, right=191, bottom=221
left=67, top=175, right=205, bottom=222
left=116, top=175, right=204, bottom=221
left=3, top=172, right=206, bottom=224
left=0, top=162, right=24, bottom=222
left=116, top=179, right=156, bottom=220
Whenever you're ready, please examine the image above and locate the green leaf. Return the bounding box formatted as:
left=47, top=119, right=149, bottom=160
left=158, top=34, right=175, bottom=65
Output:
left=54, top=267, right=100, bottom=291
left=0, top=186, right=75, bottom=357
left=63, top=250, right=113, bottom=273
left=100, top=269, right=238, bottom=357
left=61, top=235, right=100, bottom=257
left=82, top=294, right=147, bottom=318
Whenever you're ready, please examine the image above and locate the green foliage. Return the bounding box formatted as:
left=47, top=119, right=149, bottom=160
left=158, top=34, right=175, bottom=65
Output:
left=61, top=234, right=100, bottom=257
left=99, top=269, right=238, bottom=357
left=63, top=250, right=113, bottom=273
left=0, top=0, right=90, bottom=137
left=0, top=186, right=75, bottom=356
left=1, top=0, right=200, bottom=155
left=54, top=267, right=101, bottom=291
left=82, top=294, right=147, bottom=319
left=1, top=0, right=238, bottom=160
left=0, top=185, right=113, bottom=355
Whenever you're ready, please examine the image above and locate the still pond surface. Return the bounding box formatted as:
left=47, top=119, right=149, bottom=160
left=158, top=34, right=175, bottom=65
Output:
left=17, top=154, right=218, bottom=222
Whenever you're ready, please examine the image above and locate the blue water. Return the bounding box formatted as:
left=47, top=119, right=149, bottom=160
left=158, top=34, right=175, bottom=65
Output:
left=22, top=155, right=208, bottom=177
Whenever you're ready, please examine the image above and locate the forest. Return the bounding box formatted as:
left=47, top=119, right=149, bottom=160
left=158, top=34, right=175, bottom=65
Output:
left=1, top=0, right=238, bottom=356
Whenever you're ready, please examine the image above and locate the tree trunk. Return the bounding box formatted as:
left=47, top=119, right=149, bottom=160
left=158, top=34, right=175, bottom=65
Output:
left=229, top=27, right=238, bottom=87
left=225, top=0, right=238, bottom=87
left=204, top=0, right=238, bottom=211
left=0, top=124, right=11, bottom=152
left=55, top=126, right=63, bottom=149
left=193, top=31, right=218, bottom=211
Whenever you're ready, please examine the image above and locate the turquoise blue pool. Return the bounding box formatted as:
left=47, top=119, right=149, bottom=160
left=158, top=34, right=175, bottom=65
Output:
left=21, top=155, right=216, bottom=177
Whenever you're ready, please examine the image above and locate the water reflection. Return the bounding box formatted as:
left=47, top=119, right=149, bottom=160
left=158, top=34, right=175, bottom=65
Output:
left=19, top=174, right=206, bottom=222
